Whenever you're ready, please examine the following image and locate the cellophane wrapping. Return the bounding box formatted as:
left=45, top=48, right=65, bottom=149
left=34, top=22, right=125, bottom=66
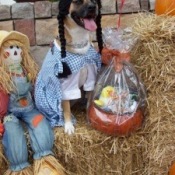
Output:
left=88, top=28, right=146, bottom=136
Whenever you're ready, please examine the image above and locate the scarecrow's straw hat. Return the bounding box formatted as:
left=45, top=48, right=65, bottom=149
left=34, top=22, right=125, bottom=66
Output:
left=0, top=30, right=30, bottom=50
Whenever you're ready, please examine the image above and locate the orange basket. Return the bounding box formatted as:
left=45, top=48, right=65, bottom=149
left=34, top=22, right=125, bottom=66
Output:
left=88, top=103, right=144, bottom=136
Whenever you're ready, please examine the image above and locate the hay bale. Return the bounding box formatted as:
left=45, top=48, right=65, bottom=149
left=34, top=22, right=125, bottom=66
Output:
left=130, top=13, right=175, bottom=175
left=53, top=109, right=148, bottom=175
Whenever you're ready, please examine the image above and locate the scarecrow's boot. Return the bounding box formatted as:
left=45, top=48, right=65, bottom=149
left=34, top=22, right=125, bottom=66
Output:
left=4, top=166, right=33, bottom=175
left=34, top=155, right=65, bottom=175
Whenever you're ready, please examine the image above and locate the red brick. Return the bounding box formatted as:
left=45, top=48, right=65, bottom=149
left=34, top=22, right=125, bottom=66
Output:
left=14, top=19, right=35, bottom=46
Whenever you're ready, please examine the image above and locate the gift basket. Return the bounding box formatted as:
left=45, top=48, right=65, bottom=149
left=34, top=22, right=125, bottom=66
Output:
left=88, top=28, right=146, bottom=136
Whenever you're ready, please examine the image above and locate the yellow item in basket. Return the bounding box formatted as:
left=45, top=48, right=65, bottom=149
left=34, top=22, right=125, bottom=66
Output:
left=94, top=86, right=115, bottom=107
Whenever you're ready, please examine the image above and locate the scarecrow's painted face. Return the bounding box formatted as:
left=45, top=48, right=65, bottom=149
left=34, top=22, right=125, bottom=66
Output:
left=3, top=45, right=22, bottom=66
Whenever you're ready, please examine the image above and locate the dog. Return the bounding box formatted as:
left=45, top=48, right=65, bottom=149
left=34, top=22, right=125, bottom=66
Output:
left=34, top=0, right=103, bottom=135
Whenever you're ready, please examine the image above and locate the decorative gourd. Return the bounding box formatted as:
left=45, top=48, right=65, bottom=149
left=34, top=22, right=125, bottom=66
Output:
left=155, top=0, right=175, bottom=16
left=169, top=162, right=175, bottom=175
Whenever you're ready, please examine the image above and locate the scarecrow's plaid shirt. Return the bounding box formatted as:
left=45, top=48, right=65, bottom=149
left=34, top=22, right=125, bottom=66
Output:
left=34, top=41, right=101, bottom=127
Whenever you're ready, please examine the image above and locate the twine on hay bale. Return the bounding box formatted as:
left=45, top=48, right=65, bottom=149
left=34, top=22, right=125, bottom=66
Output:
left=130, top=13, right=175, bottom=175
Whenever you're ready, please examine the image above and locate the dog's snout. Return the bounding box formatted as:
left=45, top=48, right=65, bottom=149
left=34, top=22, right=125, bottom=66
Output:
left=88, top=4, right=96, bottom=12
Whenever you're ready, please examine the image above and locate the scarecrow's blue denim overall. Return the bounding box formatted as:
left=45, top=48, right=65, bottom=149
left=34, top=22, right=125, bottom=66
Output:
left=2, top=76, right=54, bottom=171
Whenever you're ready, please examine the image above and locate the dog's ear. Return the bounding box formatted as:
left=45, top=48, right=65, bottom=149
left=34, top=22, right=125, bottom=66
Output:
left=57, top=62, right=72, bottom=78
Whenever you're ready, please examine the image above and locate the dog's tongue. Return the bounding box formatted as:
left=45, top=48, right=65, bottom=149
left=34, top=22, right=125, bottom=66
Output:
left=83, top=19, right=97, bottom=31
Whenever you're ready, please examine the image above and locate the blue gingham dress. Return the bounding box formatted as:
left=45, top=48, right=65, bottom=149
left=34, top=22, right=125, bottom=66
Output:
left=35, top=43, right=101, bottom=127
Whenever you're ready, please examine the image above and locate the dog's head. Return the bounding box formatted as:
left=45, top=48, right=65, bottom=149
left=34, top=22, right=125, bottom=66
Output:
left=58, top=0, right=103, bottom=58
left=59, top=0, right=99, bottom=32
left=69, top=0, right=98, bottom=31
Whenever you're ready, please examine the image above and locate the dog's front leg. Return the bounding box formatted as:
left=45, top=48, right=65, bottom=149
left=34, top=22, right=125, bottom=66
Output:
left=62, top=100, right=75, bottom=135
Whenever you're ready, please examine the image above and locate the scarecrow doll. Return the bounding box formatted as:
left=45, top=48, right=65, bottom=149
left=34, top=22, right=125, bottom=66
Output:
left=0, top=30, right=65, bottom=175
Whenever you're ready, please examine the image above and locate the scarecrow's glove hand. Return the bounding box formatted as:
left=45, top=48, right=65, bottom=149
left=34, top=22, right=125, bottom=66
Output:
left=58, top=62, right=72, bottom=78
left=64, top=121, right=75, bottom=135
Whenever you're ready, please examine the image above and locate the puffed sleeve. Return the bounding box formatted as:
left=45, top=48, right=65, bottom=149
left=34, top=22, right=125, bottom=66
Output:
left=0, top=90, right=9, bottom=119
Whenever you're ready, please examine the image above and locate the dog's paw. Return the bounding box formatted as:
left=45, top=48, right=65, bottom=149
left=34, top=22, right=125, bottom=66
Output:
left=64, top=121, right=75, bottom=135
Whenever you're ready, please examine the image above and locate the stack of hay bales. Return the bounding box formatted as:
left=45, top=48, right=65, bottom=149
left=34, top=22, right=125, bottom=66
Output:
left=0, top=13, right=175, bottom=175
left=131, top=13, right=175, bottom=175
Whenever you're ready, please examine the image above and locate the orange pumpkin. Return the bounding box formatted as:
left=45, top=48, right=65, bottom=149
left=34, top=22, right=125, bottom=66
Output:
left=88, top=103, right=144, bottom=136
left=169, top=162, right=175, bottom=175
left=155, top=0, right=175, bottom=16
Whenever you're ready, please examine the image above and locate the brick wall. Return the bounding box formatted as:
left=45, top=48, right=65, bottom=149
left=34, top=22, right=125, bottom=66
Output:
left=0, top=0, right=155, bottom=65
